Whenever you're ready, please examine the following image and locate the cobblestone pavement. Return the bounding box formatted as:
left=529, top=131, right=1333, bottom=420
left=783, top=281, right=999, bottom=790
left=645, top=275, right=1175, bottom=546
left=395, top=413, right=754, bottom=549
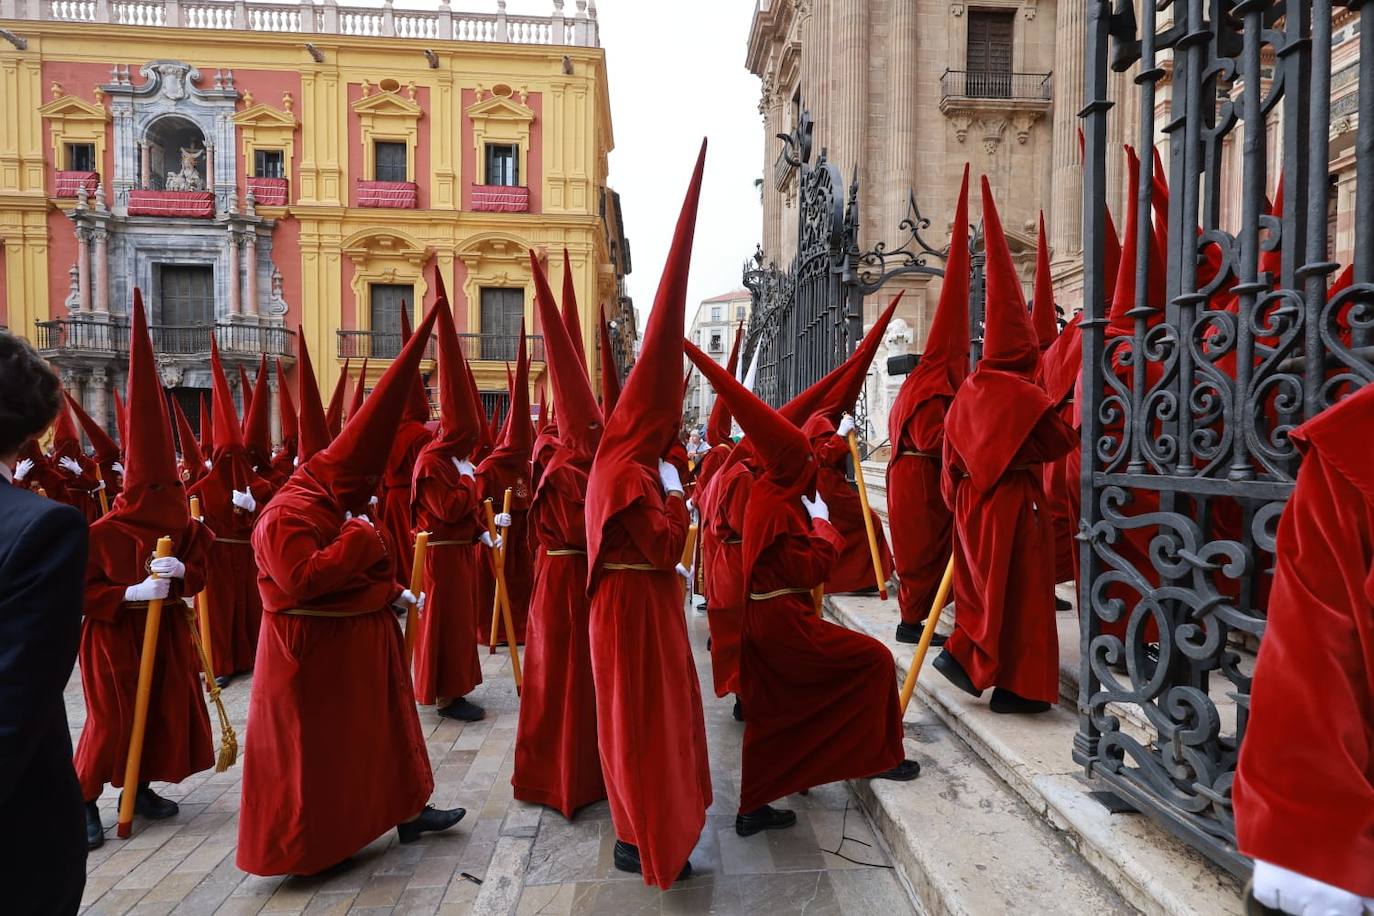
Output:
left=70, top=604, right=916, bottom=915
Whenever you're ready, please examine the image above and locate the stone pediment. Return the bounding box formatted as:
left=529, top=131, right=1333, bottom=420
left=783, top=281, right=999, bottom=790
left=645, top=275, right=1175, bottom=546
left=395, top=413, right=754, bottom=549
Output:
left=233, top=102, right=297, bottom=130
left=351, top=90, right=423, bottom=120
left=466, top=93, right=535, bottom=125
left=38, top=92, right=110, bottom=123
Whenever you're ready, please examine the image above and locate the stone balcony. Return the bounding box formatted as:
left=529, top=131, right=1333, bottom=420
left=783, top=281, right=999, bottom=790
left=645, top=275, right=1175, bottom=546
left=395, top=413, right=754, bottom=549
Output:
left=0, top=0, right=601, bottom=47
left=34, top=315, right=295, bottom=359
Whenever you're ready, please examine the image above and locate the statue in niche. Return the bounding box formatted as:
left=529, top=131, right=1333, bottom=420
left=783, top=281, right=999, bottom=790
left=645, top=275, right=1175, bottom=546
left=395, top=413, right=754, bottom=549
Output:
left=165, top=144, right=206, bottom=191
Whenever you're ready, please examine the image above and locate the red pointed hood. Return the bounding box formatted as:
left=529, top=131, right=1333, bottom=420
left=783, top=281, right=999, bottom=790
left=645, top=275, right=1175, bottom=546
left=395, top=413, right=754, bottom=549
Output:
left=51, top=393, right=83, bottom=460
left=237, top=365, right=254, bottom=431
left=586, top=140, right=706, bottom=586
left=399, top=299, right=432, bottom=423
left=243, top=355, right=273, bottom=464
left=64, top=390, right=120, bottom=464
left=531, top=249, right=602, bottom=459
left=170, top=395, right=204, bottom=482
left=209, top=340, right=246, bottom=455
left=1108, top=147, right=1167, bottom=337
left=104, top=288, right=188, bottom=538
left=431, top=293, right=483, bottom=458
left=295, top=327, right=331, bottom=462
left=560, top=247, right=590, bottom=374
left=704, top=321, right=744, bottom=448
left=888, top=167, right=972, bottom=444
left=1031, top=211, right=1058, bottom=350
left=479, top=325, right=535, bottom=504
left=197, top=390, right=212, bottom=457
left=326, top=358, right=349, bottom=439
left=978, top=176, right=1039, bottom=376
left=305, top=302, right=442, bottom=510
left=1077, top=128, right=1123, bottom=307
left=598, top=305, right=622, bottom=416
left=113, top=389, right=128, bottom=451
left=779, top=292, right=903, bottom=427
left=347, top=358, right=369, bottom=420
left=276, top=357, right=298, bottom=455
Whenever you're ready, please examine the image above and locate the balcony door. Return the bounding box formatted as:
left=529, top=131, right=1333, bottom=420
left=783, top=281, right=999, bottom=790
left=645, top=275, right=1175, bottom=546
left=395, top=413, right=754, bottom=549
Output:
left=369, top=283, right=411, bottom=358
left=480, top=287, right=524, bottom=361
left=159, top=265, right=214, bottom=354
left=966, top=9, right=1015, bottom=98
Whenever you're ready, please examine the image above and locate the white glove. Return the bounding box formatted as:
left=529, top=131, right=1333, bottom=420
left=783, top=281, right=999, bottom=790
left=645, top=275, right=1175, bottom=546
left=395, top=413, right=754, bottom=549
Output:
left=149, top=555, right=186, bottom=579
left=293, top=456, right=300, bottom=468
left=452, top=457, right=476, bottom=479
left=494, top=512, right=512, bottom=528
left=392, top=589, right=425, bottom=612
left=231, top=489, right=257, bottom=513
left=685, top=497, right=695, bottom=514
left=111, top=461, right=124, bottom=476
left=658, top=459, right=683, bottom=495
left=58, top=456, right=82, bottom=475
left=369, top=495, right=379, bottom=507
left=344, top=511, right=373, bottom=527
left=837, top=415, right=856, bottom=438
left=124, top=575, right=170, bottom=602
left=801, top=491, right=830, bottom=523
left=1252, top=861, right=1366, bottom=916
left=204, top=459, right=213, bottom=469
left=675, top=563, right=692, bottom=581
left=480, top=531, right=503, bottom=550
left=94, top=479, right=106, bottom=492
left=13, top=458, right=33, bottom=481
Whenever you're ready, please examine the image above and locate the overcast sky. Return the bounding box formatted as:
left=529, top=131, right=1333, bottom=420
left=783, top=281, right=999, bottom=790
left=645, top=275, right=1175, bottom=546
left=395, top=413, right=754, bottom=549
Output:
left=506, top=0, right=765, bottom=325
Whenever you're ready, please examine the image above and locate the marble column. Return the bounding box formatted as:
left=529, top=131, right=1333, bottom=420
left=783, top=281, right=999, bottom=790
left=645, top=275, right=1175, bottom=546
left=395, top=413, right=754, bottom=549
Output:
left=761, top=80, right=783, bottom=264
left=1049, top=0, right=1085, bottom=266
left=244, top=230, right=259, bottom=317
left=77, top=227, right=92, bottom=312
left=811, top=0, right=829, bottom=149
left=88, top=368, right=109, bottom=438
left=886, top=0, right=917, bottom=246
left=831, top=0, right=867, bottom=180
left=139, top=141, right=150, bottom=189
left=267, top=375, right=280, bottom=445
left=92, top=228, right=109, bottom=313
left=227, top=233, right=241, bottom=316
left=205, top=141, right=215, bottom=192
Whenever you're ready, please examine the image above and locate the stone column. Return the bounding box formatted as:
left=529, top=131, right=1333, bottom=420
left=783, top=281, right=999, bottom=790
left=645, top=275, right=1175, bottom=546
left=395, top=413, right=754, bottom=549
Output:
left=227, top=233, right=241, bottom=316
left=811, top=0, right=829, bottom=147
left=886, top=0, right=917, bottom=244
left=831, top=0, right=866, bottom=180
left=761, top=79, right=783, bottom=264
left=76, top=227, right=92, bottom=312
left=267, top=374, right=281, bottom=445
left=1049, top=0, right=1085, bottom=267
left=139, top=141, right=150, bottom=189
left=92, top=228, right=109, bottom=313
left=88, top=368, right=109, bottom=437
left=244, top=230, right=259, bottom=316
left=204, top=140, right=215, bottom=192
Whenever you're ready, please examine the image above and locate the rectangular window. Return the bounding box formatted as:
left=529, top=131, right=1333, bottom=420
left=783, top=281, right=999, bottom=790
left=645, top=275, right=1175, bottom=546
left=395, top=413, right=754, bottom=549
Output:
left=481, top=391, right=510, bottom=429
left=710, top=306, right=722, bottom=321
left=66, top=143, right=96, bottom=172
left=485, top=144, right=519, bottom=187
left=480, top=287, right=524, bottom=360
left=254, top=149, right=285, bottom=179
left=369, top=283, right=412, bottom=358
left=709, top=332, right=723, bottom=353
left=966, top=9, right=1015, bottom=98
left=159, top=265, right=214, bottom=327
left=374, top=141, right=408, bottom=182
left=736, top=305, right=747, bottom=319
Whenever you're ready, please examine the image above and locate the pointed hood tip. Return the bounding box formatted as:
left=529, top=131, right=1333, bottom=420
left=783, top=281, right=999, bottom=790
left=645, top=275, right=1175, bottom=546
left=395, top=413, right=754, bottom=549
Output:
left=530, top=248, right=602, bottom=457
left=1031, top=210, right=1058, bottom=350
left=433, top=292, right=483, bottom=458
left=977, top=176, right=1040, bottom=375
left=295, top=330, right=331, bottom=462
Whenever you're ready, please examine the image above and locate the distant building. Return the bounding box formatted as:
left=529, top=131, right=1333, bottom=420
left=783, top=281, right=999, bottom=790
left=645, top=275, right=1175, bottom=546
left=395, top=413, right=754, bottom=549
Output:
left=683, top=289, right=750, bottom=428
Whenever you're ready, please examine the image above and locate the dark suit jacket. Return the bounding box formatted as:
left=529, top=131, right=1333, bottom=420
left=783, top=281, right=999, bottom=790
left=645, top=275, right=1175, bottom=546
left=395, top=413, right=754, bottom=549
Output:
left=0, top=478, right=89, bottom=914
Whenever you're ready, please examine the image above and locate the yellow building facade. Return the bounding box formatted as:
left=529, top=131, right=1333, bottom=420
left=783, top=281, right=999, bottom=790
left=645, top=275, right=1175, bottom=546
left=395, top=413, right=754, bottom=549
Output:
left=0, top=0, right=632, bottom=435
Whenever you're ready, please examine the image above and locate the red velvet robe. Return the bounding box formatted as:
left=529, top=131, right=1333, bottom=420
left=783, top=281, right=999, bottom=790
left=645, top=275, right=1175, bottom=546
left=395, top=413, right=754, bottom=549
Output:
left=238, top=470, right=432, bottom=877
left=588, top=491, right=711, bottom=888
left=943, top=409, right=1077, bottom=703
left=810, top=431, right=894, bottom=594
left=187, top=466, right=273, bottom=677
left=512, top=460, right=606, bottom=817
left=73, top=520, right=215, bottom=801
left=379, top=420, right=433, bottom=584
left=410, top=451, right=485, bottom=705
left=738, top=516, right=904, bottom=812
left=886, top=397, right=955, bottom=626
left=701, top=460, right=750, bottom=697
left=1233, top=389, right=1374, bottom=898
left=50, top=457, right=102, bottom=523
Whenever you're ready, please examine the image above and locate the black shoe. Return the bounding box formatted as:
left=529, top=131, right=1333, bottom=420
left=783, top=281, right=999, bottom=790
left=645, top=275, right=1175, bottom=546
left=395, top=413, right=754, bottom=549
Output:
left=397, top=805, right=466, bottom=843
left=871, top=759, right=921, bottom=781
left=438, top=698, right=486, bottom=722
left=732, top=697, right=744, bottom=722
left=850, top=585, right=880, bottom=596
left=214, top=674, right=233, bottom=690
left=85, top=801, right=104, bottom=850
left=1055, top=596, right=1073, bottom=612
left=894, top=621, right=944, bottom=645
left=989, top=687, right=1053, bottom=715
left=933, top=649, right=983, bottom=698
left=612, top=840, right=693, bottom=881
left=735, top=805, right=796, bottom=837
left=706, top=636, right=712, bottom=651
left=118, top=784, right=178, bottom=820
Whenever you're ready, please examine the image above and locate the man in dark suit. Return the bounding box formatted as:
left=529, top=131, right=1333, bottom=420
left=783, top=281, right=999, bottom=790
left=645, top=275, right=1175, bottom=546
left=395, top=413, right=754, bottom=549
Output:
left=0, top=331, right=89, bottom=914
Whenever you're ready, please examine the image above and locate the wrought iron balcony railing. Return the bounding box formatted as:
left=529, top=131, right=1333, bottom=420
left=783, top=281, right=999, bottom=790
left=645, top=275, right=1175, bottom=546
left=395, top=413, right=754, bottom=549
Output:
left=336, top=329, right=545, bottom=363
left=34, top=317, right=295, bottom=357
left=940, top=69, right=1052, bottom=102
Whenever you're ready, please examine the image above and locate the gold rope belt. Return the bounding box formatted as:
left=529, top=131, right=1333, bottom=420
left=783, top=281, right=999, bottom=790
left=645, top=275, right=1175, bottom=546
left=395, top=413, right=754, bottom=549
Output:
left=123, top=601, right=151, bottom=610
left=722, top=538, right=742, bottom=545
left=603, top=562, right=656, bottom=571
left=748, top=587, right=814, bottom=601
left=216, top=537, right=251, bottom=545
left=429, top=538, right=478, bottom=547
left=546, top=548, right=587, bottom=556
left=281, top=607, right=379, bottom=618
left=898, top=450, right=940, bottom=460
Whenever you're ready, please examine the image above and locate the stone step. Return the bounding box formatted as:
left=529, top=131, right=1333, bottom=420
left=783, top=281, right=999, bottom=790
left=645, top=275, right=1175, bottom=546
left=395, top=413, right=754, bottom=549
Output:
left=828, top=593, right=1245, bottom=916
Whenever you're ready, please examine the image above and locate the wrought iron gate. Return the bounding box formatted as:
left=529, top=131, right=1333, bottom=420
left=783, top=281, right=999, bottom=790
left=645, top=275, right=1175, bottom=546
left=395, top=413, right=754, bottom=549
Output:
left=1077, top=0, right=1373, bottom=877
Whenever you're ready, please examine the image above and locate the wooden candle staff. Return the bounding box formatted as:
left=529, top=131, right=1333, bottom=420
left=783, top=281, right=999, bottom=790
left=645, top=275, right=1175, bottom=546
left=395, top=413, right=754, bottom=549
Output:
left=95, top=465, right=110, bottom=515
left=899, top=553, right=955, bottom=715
left=116, top=535, right=173, bottom=839
left=679, top=522, right=699, bottom=606
left=844, top=417, right=888, bottom=600
left=189, top=497, right=213, bottom=665
left=404, top=531, right=430, bottom=666
left=484, top=492, right=522, bottom=689
left=486, top=488, right=514, bottom=652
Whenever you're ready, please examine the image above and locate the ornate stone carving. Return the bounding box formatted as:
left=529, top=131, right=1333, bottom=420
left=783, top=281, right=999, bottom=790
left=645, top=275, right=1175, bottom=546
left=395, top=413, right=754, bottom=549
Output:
left=159, top=364, right=184, bottom=388
left=145, top=61, right=196, bottom=100
left=981, top=118, right=1007, bottom=156
left=947, top=110, right=974, bottom=143
left=268, top=266, right=288, bottom=316
left=165, top=144, right=206, bottom=190
left=950, top=3, right=964, bottom=16
left=1012, top=111, right=1040, bottom=144
left=64, top=264, right=81, bottom=313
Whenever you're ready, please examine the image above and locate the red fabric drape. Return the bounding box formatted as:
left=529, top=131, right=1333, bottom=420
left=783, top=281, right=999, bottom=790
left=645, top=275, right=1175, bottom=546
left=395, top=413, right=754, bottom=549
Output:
left=886, top=398, right=955, bottom=625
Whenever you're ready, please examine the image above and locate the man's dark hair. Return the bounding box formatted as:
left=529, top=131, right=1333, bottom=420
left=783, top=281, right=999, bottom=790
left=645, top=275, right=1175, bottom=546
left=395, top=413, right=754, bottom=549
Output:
left=0, top=331, right=62, bottom=456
